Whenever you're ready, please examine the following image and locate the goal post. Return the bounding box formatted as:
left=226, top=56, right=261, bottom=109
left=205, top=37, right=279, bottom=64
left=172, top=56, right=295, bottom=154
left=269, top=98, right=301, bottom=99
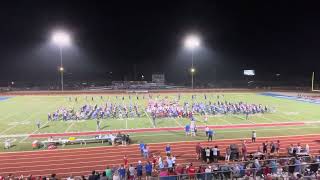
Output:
left=312, top=72, right=320, bottom=92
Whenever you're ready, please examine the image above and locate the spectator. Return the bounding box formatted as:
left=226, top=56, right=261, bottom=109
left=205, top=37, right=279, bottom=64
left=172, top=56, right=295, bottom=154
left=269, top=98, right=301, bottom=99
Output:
left=205, top=147, right=210, bottom=163
left=105, top=166, right=112, bottom=180
left=172, top=155, right=176, bottom=167
left=205, top=166, right=212, bottom=180
left=294, top=157, right=301, bottom=176
left=196, top=165, right=205, bottom=180
left=100, top=172, right=108, bottom=180
left=50, top=174, right=57, bottom=180
left=242, top=141, right=247, bottom=161
left=145, top=161, right=152, bottom=180
left=252, top=157, right=261, bottom=179
left=159, top=157, right=164, bottom=169
left=225, top=147, right=231, bottom=162
left=128, top=164, right=135, bottom=180
left=167, top=156, right=173, bottom=169
left=212, top=146, right=218, bottom=163
left=305, top=144, right=310, bottom=154
left=288, top=144, right=294, bottom=155
left=118, top=164, right=126, bottom=180
left=113, top=171, right=120, bottom=180
left=136, top=161, right=143, bottom=180
left=152, top=154, right=157, bottom=168
left=297, top=143, right=302, bottom=154
left=67, top=175, right=74, bottom=180
left=187, top=163, right=196, bottom=180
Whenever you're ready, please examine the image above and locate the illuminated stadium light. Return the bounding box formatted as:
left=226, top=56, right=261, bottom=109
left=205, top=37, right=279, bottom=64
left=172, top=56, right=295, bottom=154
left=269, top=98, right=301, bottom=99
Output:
left=184, top=35, right=200, bottom=49
left=184, top=34, right=201, bottom=89
left=52, top=31, right=71, bottom=47
left=51, top=30, right=72, bottom=91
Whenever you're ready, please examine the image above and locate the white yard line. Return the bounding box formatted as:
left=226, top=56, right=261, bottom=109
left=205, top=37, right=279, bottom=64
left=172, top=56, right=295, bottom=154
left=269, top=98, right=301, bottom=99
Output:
left=0, top=125, right=19, bottom=135
left=19, top=121, right=50, bottom=143
left=173, top=118, right=183, bottom=127
left=144, top=110, right=155, bottom=128
left=17, top=99, right=64, bottom=143
left=64, top=121, right=75, bottom=133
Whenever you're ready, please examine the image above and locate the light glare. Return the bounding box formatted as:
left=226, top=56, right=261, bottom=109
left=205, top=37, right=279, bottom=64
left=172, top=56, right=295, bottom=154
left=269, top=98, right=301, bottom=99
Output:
left=185, top=35, right=200, bottom=49
left=52, top=31, right=71, bottom=47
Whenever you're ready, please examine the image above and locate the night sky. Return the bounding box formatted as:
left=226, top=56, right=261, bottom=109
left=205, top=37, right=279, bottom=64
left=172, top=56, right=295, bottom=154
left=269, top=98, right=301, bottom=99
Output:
left=0, top=0, right=319, bottom=85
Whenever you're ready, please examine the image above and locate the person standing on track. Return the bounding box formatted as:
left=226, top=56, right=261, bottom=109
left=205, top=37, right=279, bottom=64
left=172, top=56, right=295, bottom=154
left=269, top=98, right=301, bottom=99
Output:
left=263, top=141, right=268, bottom=154
left=252, top=131, right=256, bottom=142
left=205, top=126, right=209, bottom=137
left=165, top=144, right=171, bottom=156
left=208, top=129, right=214, bottom=142
left=242, top=140, right=247, bottom=161
left=139, top=141, right=145, bottom=156
left=123, top=155, right=128, bottom=168
left=185, top=124, right=190, bottom=136
left=196, top=143, right=202, bottom=160
left=276, top=140, right=280, bottom=154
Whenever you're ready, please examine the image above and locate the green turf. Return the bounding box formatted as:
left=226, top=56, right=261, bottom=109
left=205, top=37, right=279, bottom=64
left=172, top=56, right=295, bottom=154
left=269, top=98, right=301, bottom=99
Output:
left=0, top=92, right=320, bottom=151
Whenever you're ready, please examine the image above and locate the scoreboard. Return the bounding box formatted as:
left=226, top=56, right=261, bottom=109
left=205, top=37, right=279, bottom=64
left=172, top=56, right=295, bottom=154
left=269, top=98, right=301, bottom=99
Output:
left=152, top=74, right=165, bottom=84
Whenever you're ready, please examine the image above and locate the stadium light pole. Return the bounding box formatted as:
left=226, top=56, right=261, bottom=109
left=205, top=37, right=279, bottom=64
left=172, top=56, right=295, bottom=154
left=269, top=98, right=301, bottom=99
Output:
left=184, top=35, right=200, bottom=89
left=52, top=31, right=71, bottom=91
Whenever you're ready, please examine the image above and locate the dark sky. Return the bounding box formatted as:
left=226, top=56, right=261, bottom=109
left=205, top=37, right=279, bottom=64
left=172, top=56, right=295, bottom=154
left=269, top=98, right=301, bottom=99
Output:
left=0, top=0, right=320, bottom=84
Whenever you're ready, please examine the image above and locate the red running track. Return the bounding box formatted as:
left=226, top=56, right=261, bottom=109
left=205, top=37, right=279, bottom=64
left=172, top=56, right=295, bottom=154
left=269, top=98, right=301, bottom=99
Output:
left=0, top=134, right=319, bottom=178
left=30, top=122, right=305, bottom=138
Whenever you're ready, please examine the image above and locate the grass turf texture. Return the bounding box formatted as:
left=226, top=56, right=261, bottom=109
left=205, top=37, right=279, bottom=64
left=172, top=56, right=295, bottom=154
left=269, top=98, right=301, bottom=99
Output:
left=0, top=92, right=320, bottom=151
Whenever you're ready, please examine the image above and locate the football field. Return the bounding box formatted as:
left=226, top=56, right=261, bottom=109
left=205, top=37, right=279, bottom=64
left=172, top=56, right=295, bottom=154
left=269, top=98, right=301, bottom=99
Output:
left=0, top=91, right=320, bottom=151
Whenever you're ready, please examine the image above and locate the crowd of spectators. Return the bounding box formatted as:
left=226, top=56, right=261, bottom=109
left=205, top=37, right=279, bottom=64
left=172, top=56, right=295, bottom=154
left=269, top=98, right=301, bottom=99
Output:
left=3, top=140, right=320, bottom=180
